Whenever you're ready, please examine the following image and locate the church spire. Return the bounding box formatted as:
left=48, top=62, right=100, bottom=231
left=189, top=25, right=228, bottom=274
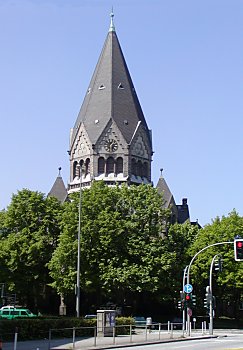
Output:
left=68, top=13, right=153, bottom=192
left=48, top=167, right=68, bottom=203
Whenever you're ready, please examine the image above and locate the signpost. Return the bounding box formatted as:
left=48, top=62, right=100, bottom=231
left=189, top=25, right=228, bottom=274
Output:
left=184, top=284, right=193, bottom=294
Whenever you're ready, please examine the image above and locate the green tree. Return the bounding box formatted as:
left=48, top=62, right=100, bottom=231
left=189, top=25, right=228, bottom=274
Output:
left=0, top=189, right=62, bottom=310
left=188, top=210, right=243, bottom=317
left=165, top=221, right=200, bottom=297
left=49, top=182, right=178, bottom=309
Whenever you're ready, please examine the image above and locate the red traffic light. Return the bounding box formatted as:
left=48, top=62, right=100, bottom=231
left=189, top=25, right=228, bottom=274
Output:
left=237, top=241, right=243, bottom=248
left=185, top=294, right=191, bottom=300
left=234, top=239, right=243, bottom=261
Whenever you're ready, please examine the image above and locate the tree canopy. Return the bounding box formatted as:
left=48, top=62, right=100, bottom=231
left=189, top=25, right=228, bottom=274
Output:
left=0, top=189, right=62, bottom=309
left=188, top=210, right=243, bottom=317
left=49, top=182, right=179, bottom=304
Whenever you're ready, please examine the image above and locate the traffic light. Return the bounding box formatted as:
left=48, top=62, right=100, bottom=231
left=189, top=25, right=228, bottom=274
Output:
left=185, top=293, right=192, bottom=308
left=178, top=291, right=185, bottom=310
left=234, top=239, right=243, bottom=261
left=214, top=257, right=223, bottom=272
left=204, top=287, right=211, bottom=309
left=204, top=297, right=209, bottom=309
left=192, top=294, right=196, bottom=306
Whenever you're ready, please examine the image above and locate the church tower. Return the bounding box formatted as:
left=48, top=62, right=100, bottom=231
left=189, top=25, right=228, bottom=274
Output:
left=68, top=13, right=153, bottom=193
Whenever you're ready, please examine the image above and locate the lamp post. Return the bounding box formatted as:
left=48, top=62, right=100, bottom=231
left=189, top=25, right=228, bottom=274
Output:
left=76, top=163, right=82, bottom=317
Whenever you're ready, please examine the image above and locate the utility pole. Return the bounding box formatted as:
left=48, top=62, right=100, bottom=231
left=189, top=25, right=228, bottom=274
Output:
left=76, top=164, right=83, bottom=318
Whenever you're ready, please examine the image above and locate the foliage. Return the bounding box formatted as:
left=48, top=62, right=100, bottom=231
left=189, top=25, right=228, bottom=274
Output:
left=0, top=183, right=203, bottom=315
left=48, top=182, right=177, bottom=304
left=188, top=210, right=243, bottom=316
left=0, top=316, right=134, bottom=341
left=0, top=189, right=62, bottom=309
left=165, top=222, right=200, bottom=296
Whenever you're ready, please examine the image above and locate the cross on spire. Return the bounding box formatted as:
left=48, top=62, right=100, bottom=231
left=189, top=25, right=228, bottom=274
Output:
left=109, top=8, right=115, bottom=32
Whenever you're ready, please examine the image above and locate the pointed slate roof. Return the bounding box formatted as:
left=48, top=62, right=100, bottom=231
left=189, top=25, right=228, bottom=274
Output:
left=156, top=170, right=176, bottom=209
left=70, top=14, right=151, bottom=149
left=48, top=168, right=68, bottom=203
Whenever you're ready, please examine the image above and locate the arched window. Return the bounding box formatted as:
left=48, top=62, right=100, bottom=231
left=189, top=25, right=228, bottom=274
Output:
left=116, top=157, right=123, bottom=174
left=98, top=157, right=105, bottom=174
left=79, top=160, right=84, bottom=177
left=131, top=158, right=137, bottom=176
left=73, top=161, right=78, bottom=179
left=107, top=157, right=115, bottom=174
left=142, top=162, right=148, bottom=178
left=137, top=160, right=142, bottom=177
left=85, top=158, right=90, bottom=175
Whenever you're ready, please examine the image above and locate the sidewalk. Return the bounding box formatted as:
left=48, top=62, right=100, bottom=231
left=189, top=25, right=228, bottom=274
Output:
left=50, top=329, right=219, bottom=350
left=2, top=329, right=237, bottom=350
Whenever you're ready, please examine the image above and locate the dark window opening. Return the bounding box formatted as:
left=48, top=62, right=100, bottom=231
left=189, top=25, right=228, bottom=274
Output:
left=137, top=160, right=142, bottom=177
left=98, top=157, right=105, bottom=174
left=85, top=158, right=90, bottom=175
left=131, top=158, right=137, bottom=176
left=107, top=157, right=115, bottom=174
left=142, top=162, right=148, bottom=178
left=73, top=161, right=78, bottom=179
left=116, top=157, right=123, bottom=174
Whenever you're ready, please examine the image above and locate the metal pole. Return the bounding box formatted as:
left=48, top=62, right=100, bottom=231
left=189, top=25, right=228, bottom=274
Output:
left=182, top=266, right=188, bottom=335
left=186, top=241, right=233, bottom=334
left=209, top=254, right=219, bottom=335
left=130, top=324, right=132, bottom=343
left=13, top=328, right=18, bottom=350
left=48, top=329, right=51, bottom=350
left=170, top=322, right=173, bottom=339
left=113, top=327, right=115, bottom=344
left=72, top=327, right=76, bottom=349
left=76, top=165, right=82, bottom=318
left=94, top=327, right=97, bottom=347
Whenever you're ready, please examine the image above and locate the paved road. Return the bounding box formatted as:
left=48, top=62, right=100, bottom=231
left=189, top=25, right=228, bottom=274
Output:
left=111, top=334, right=243, bottom=350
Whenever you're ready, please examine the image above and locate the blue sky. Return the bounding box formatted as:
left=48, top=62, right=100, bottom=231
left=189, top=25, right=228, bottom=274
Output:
left=0, top=0, right=242, bottom=226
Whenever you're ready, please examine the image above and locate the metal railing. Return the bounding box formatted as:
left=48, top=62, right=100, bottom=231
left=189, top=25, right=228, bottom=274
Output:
left=0, top=321, right=211, bottom=349
left=48, top=322, right=194, bottom=349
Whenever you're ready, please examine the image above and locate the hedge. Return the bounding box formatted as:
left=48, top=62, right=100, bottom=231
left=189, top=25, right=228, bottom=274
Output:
left=0, top=316, right=134, bottom=341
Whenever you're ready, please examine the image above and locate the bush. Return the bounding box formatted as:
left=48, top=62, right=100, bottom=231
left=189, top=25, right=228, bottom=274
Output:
left=0, top=316, right=133, bottom=341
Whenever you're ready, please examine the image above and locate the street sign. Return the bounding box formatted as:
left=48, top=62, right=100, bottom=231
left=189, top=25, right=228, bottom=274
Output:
left=187, top=308, right=192, bottom=316
left=184, top=284, right=193, bottom=293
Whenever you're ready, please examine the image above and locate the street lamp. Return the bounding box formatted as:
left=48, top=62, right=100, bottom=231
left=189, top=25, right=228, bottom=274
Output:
left=76, top=163, right=83, bottom=317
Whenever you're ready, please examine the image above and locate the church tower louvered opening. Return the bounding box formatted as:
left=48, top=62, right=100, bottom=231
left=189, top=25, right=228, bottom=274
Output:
left=68, top=13, right=153, bottom=193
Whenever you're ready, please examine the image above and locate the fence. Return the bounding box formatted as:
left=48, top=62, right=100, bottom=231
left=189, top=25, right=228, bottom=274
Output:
left=0, top=321, right=210, bottom=350
left=48, top=321, right=208, bottom=349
